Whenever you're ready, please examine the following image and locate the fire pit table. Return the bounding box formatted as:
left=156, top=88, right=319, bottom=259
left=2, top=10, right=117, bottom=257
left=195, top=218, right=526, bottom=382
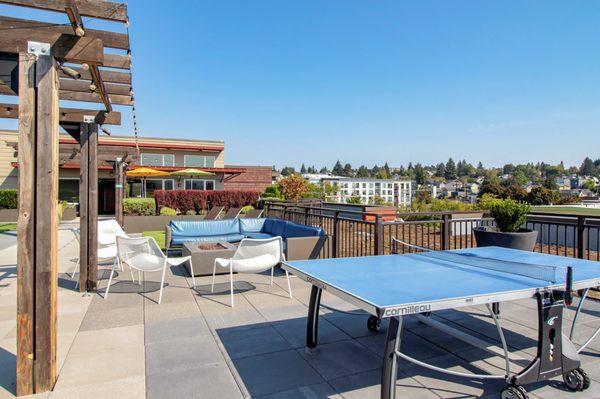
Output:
left=182, top=241, right=237, bottom=276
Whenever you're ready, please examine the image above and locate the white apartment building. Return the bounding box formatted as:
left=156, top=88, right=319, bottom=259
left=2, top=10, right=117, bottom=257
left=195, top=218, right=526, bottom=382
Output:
left=322, top=178, right=412, bottom=206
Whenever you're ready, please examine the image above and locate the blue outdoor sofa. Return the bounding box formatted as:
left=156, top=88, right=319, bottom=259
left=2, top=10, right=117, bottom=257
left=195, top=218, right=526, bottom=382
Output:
left=165, top=218, right=330, bottom=261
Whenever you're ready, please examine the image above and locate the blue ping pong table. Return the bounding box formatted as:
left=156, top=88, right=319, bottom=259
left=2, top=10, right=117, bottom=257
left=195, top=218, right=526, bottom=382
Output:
left=282, top=246, right=600, bottom=399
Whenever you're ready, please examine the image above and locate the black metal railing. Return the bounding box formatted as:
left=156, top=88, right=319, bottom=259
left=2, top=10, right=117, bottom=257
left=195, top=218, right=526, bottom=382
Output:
left=264, top=201, right=600, bottom=262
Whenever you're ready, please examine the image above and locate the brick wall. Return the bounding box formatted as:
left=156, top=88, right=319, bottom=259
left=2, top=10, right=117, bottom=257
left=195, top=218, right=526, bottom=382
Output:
left=224, top=165, right=273, bottom=192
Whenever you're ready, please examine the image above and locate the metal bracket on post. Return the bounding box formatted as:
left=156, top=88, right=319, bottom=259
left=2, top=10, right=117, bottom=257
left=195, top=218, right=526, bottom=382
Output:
left=27, top=41, right=51, bottom=56
left=83, top=115, right=95, bottom=124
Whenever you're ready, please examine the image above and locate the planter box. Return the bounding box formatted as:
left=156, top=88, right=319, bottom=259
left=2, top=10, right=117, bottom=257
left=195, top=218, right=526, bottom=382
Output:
left=0, top=209, right=17, bottom=223
left=123, top=215, right=205, bottom=234
left=474, top=226, right=538, bottom=251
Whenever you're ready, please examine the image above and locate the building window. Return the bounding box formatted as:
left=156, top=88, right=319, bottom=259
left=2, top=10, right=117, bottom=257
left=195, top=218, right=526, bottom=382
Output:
left=184, top=179, right=215, bottom=190
left=140, top=153, right=174, bottom=167
left=184, top=155, right=215, bottom=168
left=59, top=179, right=79, bottom=202
left=145, top=179, right=175, bottom=197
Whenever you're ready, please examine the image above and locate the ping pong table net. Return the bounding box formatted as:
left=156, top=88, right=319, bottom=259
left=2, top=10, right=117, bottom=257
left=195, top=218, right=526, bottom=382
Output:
left=392, top=238, right=568, bottom=284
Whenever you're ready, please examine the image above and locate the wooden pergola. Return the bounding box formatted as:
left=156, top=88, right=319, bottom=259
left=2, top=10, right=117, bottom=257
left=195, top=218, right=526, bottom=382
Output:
left=0, top=0, right=133, bottom=395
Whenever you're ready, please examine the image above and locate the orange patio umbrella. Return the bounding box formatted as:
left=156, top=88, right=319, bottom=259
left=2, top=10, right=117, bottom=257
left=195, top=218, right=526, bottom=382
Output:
left=126, top=167, right=170, bottom=197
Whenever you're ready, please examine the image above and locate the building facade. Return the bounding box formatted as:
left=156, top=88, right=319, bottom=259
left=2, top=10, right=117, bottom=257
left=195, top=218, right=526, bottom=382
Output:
left=0, top=131, right=272, bottom=214
left=322, top=177, right=412, bottom=207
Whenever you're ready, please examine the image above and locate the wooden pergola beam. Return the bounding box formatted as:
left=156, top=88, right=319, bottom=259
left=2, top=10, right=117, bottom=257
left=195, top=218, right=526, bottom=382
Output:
left=60, top=67, right=131, bottom=84
left=65, top=0, right=84, bottom=37
left=0, top=32, right=104, bottom=64
left=59, top=79, right=131, bottom=96
left=0, top=0, right=128, bottom=22
left=0, top=81, right=131, bottom=105
left=0, top=103, right=122, bottom=125
left=0, top=16, right=130, bottom=50
left=60, top=90, right=130, bottom=106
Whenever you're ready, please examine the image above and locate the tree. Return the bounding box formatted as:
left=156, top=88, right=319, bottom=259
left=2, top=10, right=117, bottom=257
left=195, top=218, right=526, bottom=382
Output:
left=414, top=163, right=426, bottom=185
left=444, top=158, right=457, bottom=180
left=319, top=166, right=329, bottom=174
left=476, top=161, right=485, bottom=176
left=502, top=164, right=515, bottom=175
left=528, top=186, right=561, bottom=205
left=435, top=163, right=445, bottom=178
left=383, top=162, right=391, bottom=177
left=343, top=163, right=354, bottom=177
left=356, top=165, right=370, bottom=178
left=371, top=164, right=380, bottom=176
left=278, top=174, right=308, bottom=202
left=582, top=180, right=597, bottom=191
left=503, top=184, right=528, bottom=202
left=580, top=157, right=595, bottom=176
left=300, top=164, right=307, bottom=174
left=542, top=177, right=558, bottom=190
left=280, top=166, right=295, bottom=176
left=502, top=170, right=528, bottom=187
left=346, top=195, right=362, bottom=204
left=332, top=160, right=344, bottom=176
left=479, top=180, right=504, bottom=198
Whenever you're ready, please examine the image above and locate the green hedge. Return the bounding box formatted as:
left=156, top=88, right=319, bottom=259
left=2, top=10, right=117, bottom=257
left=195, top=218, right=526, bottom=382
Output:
left=124, top=198, right=156, bottom=216
left=0, top=189, right=17, bottom=209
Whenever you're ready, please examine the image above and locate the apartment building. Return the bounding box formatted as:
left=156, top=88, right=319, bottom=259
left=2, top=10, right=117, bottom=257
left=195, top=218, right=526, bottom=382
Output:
left=322, top=177, right=412, bottom=207
left=0, top=131, right=272, bottom=213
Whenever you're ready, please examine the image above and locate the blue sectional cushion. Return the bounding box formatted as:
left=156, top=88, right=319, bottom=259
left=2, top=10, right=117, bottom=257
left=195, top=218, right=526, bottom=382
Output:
left=171, top=234, right=244, bottom=245
left=244, top=232, right=273, bottom=240
left=283, top=222, right=324, bottom=238
left=170, top=219, right=239, bottom=237
left=263, top=218, right=287, bottom=237
left=239, top=218, right=266, bottom=234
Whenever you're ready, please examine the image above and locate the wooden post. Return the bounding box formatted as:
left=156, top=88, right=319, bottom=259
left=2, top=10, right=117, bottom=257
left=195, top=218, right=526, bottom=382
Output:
left=441, top=214, right=451, bottom=250
left=17, top=45, right=59, bottom=395
left=114, top=157, right=124, bottom=225
left=332, top=211, right=340, bottom=258
left=577, top=216, right=585, bottom=259
left=78, top=123, right=89, bottom=291
left=375, top=214, right=384, bottom=255
left=16, top=51, right=35, bottom=398
left=79, top=122, right=99, bottom=291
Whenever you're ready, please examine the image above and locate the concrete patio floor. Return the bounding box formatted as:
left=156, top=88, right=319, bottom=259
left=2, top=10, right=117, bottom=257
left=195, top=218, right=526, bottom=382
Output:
left=1, top=228, right=600, bottom=398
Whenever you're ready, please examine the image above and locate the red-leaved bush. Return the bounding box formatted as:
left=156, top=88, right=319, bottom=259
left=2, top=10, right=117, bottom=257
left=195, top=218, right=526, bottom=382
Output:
left=154, top=190, right=260, bottom=214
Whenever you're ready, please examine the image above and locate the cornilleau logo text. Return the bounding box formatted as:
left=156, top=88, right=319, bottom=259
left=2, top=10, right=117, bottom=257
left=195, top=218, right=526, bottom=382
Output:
left=385, top=304, right=431, bottom=316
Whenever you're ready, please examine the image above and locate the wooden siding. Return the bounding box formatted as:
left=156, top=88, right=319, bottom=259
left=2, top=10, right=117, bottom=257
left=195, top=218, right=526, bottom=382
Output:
left=0, top=130, right=18, bottom=189
left=224, top=165, right=273, bottom=192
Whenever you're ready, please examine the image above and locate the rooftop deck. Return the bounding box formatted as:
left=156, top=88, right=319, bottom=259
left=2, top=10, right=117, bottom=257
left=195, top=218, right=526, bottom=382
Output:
left=1, top=228, right=600, bottom=398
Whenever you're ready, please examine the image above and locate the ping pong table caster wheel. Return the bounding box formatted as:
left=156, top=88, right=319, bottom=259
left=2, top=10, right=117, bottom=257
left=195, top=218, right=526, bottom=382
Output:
left=500, top=385, right=529, bottom=399
left=563, top=368, right=590, bottom=391
left=367, top=316, right=381, bottom=332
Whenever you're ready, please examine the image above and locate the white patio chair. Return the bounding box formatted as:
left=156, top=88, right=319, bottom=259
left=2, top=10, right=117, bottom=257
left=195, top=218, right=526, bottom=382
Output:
left=211, top=237, right=292, bottom=307
left=69, top=228, right=123, bottom=289
left=106, top=236, right=195, bottom=304
left=98, top=218, right=129, bottom=246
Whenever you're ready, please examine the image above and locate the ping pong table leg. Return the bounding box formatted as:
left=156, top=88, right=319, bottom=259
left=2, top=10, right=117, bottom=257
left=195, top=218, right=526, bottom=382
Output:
left=306, top=285, right=322, bottom=352
left=381, top=316, right=403, bottom=399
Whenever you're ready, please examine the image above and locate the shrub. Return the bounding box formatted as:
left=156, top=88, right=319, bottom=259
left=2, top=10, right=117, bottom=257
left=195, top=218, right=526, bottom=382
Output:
left=185, top=209, right=196, bottom=215
left=159, top=206, right=177, bottom=216
left=154, top=190, right=260, bottom=213
left=261, top=184, right=283, bottom=199
left=487, top=198, right=531, bottom=233
left=241, top=205, right=254, bottom=214
left=124, top=198, right=156, bottom=216
left=0, top=189, right=18, bottom=209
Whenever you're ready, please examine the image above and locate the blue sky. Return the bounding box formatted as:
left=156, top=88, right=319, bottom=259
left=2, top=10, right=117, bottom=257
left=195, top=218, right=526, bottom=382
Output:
left=1, top=1, right=599, bottom=169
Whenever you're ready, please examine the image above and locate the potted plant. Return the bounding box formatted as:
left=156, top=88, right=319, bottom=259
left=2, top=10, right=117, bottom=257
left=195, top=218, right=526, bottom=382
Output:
left=474, top=198, right=538, bottom=251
